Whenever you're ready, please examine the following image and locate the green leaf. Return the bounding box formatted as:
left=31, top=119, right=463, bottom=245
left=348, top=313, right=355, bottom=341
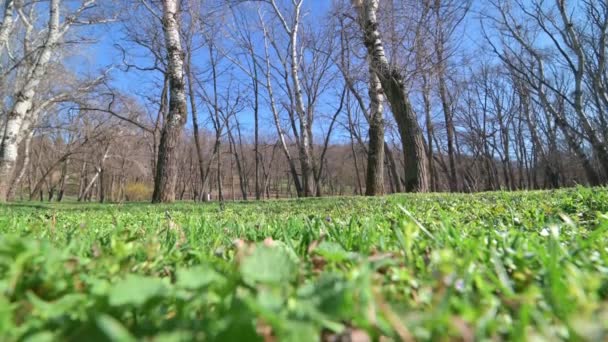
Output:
left=96, top=314, right=137, bottom=342
left=176, top=266, right=224, bottom=290
left=256, top=289, right=284, bottom=312
left=240, top=243, right=298, bottom=285
left=22, top=332, right=55, bottom=342
left=0, top=296, right=13, bottom=334
left=152, top=332, right=194, bottom=342
left=281, top=321, right=319, bottom=342
left=304, top=273, right=354, bottom=320
left=108, top=274, right=168, bottom=307
left=314, top=242, right=357, bottom=262
left=27, top=292, right=88, bottom=319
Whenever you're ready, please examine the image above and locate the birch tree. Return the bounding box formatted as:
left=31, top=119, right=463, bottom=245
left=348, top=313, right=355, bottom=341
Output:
left=336, top=16, right=385, bottom=196
left=259, top=0, right=317, bottom=197
left=0, top=0, right=101, bottom=201
left=0, top=0, right=15, bottom=54
left=151, top=0, right=188, bottom=203
left=351, top=0, right=430, bottom=192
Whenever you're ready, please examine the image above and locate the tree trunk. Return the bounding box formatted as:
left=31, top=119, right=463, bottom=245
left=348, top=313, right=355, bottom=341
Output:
left=186, top=53, right=206, bottom=202
left=437, top=68, right=458, bottom=192
left=384, top=143, right=402, bottom=193
left=29, top=150, right=74, bottom=201
left=98, top=167, right=105, bottom=203
left=386, top=86, right=429, bottom=192
left=289, top=2, right=314, bottom=197
left=230, top=146, right=235, bottom=200
left=433, top=6, right=459, bottom=192
left=152, top=0, right=188, bottom=203
left=354, top=0, right=429, bottom=192
left=365, top=70, right=385, bottom=196
left=227, top=126, right=249, bottom=201
left=0, top=0, right=61, bottom=202
left=109, top=174, right=116, bottom=202
left=78, top=161, right=88, bottom=199
left=422, top=73, right=436, bottom=192
left=7, top=130, right=33, bottom=200
left=262, top=31, right=303, bottom=197
left=56, top=157, right=69, bottom=202
left=79, top=145, right=110, bottom=202
left=0, top=0, right=15, bottom=53
left=252, top=51, right=261, bottom=200
left=217, top=142, right=224, bottom=202
left=347, top=106, right=364, bottom=196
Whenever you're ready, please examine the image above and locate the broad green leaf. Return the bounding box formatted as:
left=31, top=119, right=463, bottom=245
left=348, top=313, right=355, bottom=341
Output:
left=27, top=292, right=88, bottom=319
left=176, top=266, right=224, bottom=290
left=0, top=296, right=13, bottom=336
left=314, top=241, right=357, bottom=262
left=108, top=275, right=168, bottom=307
left=281, top=321, right=319, bottom=342
left=240, top=243, right=298, bottom=285
left=22, top=332, right=55, bottom=342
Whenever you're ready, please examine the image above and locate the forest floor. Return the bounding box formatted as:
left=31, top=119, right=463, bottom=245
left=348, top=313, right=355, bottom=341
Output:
left=1, top=188, right=608, bottom=341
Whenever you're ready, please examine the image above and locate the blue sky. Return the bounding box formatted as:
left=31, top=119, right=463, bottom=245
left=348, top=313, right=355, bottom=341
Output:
left=67, top=0, right=486, bottom=144
left=76, top=1, right=332, bottom=85
left=68, top=1, right=342, bottom=140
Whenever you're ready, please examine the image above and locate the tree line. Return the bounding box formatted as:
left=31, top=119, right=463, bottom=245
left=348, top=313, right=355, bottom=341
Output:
left=1, top=0, right=607, bottom=203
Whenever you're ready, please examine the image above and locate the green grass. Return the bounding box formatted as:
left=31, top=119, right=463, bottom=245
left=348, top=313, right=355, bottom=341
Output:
left=1, top=187, right=608, bottom=341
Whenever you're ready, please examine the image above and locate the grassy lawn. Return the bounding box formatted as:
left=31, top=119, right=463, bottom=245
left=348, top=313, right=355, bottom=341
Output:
left=1, top=188, right=608, bottom=341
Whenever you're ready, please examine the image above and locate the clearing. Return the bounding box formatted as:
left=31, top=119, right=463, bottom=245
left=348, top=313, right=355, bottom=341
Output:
left=1, top=188, right=607, bottom=341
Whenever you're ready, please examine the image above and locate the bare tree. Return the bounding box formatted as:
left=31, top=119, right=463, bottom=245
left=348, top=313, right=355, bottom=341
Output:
left=486, top=0, right=608, bottom=184
left=428, top=0, right=471, bottom=191
left=151, top=0, right=188, bottom=203
left=0, top=0, right=106, bottom=201
left=258, top=0, right=318, bottom=196
left=0, top=0, right=15, bottom=54
left=351, top=0, right=429, bottom=192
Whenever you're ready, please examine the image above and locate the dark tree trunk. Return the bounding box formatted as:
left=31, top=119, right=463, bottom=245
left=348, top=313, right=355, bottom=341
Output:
left=422, top=74, right=436, bottom=192
left=384, top=82, right=430, bottom=192
left=365, top=120, right=384, bottom=196
left=439, top=79, right=458, bottom=192
left=57, top=157, right=69, bottom=202
left=186, top=54, right=206, bottom=202
left=98, top=167, right=105, bottom=203
left=365, top=71, right=385, bottom=196
left=384, top=143, right=402, bottom=193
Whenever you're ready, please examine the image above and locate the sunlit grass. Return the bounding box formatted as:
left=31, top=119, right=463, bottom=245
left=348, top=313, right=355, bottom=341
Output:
left=0, top=187, right=607, bottom=340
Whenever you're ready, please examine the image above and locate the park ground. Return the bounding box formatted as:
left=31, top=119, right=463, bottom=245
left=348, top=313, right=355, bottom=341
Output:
left=0, top=187, right=608, bottom=341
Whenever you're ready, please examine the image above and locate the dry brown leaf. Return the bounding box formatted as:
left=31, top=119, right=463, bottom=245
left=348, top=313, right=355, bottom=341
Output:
left=312, top=255, right=327, bottom=273
left=263, top=237, right=276, bottom=247
left=257, top=320, right=275, bottom=342
left=451, top=317, right=474, bottom=342
left=374, top=288, right=415, bottom=342
left=322, top=328, right=372, bottom=342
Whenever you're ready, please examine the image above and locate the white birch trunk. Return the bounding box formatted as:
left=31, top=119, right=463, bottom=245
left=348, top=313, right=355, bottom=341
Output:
left=151, top=0, right=188, bottom=203
left=268, top=0, right=314, bottom=196
left=0, top=0, right=14, bottom=54
left=0, top=0, right=61, bottom=201
left=288, top=1, right=314, bottom=196
left=262, top=27, right=303, bottom=196
left=6, top=129, right=33, bottom=200
left=79, top=145, right=111, bottom=202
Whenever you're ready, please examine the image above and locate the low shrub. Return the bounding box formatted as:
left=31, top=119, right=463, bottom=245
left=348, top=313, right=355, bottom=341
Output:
left=124, top=182, right=152, bottom=201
